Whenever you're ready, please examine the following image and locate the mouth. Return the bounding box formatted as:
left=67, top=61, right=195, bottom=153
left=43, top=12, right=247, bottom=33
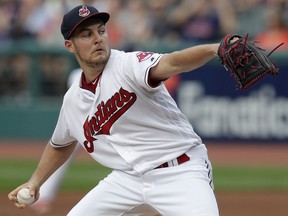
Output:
left=92, top=48, right=104, bottom=53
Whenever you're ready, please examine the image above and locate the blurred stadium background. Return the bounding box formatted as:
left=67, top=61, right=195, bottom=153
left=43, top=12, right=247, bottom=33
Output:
left=0, top=0, right=288, bottom=215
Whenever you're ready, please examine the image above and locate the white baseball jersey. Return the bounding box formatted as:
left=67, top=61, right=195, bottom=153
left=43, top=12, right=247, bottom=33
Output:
left=51, top=49, right=202, bottom=174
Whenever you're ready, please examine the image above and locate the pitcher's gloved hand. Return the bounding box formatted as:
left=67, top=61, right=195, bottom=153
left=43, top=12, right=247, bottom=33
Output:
left=218, top=34, right=283, bottom=89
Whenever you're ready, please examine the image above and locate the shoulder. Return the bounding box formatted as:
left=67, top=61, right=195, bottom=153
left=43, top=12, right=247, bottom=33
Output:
left=110, top=49, right=162, bottom=66
left=63, top=72, right=81, bottom=105
left=67, top=68, right=82, bottom=88
left=109, top=49, right=132, bottom=62
left=109, top=49, right=144, bottom=62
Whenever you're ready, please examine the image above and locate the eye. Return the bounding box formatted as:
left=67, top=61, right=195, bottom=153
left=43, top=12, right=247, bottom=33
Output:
left=82, top=31, right=91, bottom=38
left=98, top=28, right=106, bottom=35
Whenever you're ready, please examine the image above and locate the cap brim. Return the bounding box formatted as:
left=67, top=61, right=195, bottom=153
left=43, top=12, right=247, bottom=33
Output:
left=68, top=12, right=110, bottom=39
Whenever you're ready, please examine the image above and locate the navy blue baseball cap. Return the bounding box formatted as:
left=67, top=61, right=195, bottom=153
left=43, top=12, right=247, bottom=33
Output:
left=61, top=5, right=110, bottom=40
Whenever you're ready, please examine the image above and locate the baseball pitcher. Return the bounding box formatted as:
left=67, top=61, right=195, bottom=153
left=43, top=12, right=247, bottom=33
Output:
left=8, top=5, right=222, bottom=216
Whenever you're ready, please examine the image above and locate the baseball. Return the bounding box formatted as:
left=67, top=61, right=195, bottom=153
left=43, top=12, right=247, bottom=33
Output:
left=17, top=188, right=35, bottom=205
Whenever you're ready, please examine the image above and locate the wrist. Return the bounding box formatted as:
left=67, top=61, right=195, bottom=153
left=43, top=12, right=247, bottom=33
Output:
left=213, top=43, right=220, bottom=56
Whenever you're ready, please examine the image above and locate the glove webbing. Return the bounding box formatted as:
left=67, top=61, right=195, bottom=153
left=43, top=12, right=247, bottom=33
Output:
left=231, top=34, right=283, bottom=89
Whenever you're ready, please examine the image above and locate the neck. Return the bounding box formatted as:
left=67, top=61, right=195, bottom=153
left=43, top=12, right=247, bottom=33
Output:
left=78, top=59, right=108, bottom=83
left=83, top=69, right=103, bottom=83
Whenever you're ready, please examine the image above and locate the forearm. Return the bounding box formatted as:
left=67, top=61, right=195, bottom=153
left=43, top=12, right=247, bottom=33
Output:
left=28, top=141, right=77, bottom=188
left=151, top=43, right=220, bottom=81
left=168, top=43, right=219, bottom=73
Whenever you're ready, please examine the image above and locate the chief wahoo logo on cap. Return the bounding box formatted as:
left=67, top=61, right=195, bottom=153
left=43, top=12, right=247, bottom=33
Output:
left=79, top=5, right=90, bottom=17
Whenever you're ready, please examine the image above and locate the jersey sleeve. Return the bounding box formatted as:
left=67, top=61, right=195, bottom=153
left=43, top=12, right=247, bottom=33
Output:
left=121, top=51, right=163, bottom=91
left=50, top=106, right=75, bottom=148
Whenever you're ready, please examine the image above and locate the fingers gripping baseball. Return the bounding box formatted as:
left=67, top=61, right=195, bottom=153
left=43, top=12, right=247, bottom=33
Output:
left=8, top=184, right=39, bottom=208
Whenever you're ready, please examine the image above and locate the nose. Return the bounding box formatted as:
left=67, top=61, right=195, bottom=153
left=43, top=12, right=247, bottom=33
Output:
left=93, top=31, right=102, bottom=44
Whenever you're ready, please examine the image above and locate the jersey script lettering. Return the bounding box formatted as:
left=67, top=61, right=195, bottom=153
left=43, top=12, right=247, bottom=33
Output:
left=83, top=87, right=137, bottom=153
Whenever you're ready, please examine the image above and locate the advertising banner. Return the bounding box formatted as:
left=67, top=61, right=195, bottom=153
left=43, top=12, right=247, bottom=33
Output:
left=176, top=58, right=288, bottom=142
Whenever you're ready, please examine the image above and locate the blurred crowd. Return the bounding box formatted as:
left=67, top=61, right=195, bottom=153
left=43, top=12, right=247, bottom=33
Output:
left=1, top=0, right=288, bottom=48
left=0, top=0, right=288, bottom=100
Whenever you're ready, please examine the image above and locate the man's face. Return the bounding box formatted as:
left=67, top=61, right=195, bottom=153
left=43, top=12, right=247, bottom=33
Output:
left=69, top=18, right=110, bottom=69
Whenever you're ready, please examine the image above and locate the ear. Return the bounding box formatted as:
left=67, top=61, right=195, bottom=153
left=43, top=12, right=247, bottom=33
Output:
left=64, top=40, right=75, bottom=53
